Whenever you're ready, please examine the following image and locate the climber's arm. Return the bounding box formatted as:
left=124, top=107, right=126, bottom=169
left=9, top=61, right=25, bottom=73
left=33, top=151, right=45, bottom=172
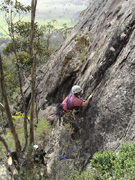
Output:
left=82, top=94, right=92, bottom=107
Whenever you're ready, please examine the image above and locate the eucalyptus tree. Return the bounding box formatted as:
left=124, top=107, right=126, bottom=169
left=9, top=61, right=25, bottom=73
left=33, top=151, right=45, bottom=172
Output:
left=0, top=0, right=31, bottom=150
left=29, top=0, right=37, bottom=145
left=0, top=0, right=38, bottom=152
left=40, top=19, right=57, bottom=52
left=60, top=23, right=72, bottom=40
left=3, top=21, right=46, bottom=75
left=0, top=54, right=21, bottom=152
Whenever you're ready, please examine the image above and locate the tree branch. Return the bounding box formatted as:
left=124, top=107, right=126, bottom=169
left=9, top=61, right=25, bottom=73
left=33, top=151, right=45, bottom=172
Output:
left=0, top=135, right=9, bottom=152
left=0, top=102, right=4, bottom=110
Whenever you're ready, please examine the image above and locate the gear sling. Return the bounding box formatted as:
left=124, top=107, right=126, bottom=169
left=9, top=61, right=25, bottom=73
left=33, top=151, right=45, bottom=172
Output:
left=56, top=93, right=73, bottom=125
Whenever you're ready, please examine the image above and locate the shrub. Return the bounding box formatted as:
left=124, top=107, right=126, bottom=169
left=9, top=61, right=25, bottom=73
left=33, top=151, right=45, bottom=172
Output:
left=90, top=149, right=116, bottom=179
left=112, top=142, right=135, bottom=180
left=90, top=141, right=135, bottom=180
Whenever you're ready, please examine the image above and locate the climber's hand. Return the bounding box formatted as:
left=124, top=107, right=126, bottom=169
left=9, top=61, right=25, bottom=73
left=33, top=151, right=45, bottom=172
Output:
left=88, top=94, right=93, bottom=100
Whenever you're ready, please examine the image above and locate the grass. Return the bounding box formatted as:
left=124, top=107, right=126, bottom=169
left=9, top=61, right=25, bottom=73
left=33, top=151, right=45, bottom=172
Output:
left=0, top=15, right=8, bottom=35
left=0, top=113, right=53, bottom=154
left=0, top=1, right=87, bottom=35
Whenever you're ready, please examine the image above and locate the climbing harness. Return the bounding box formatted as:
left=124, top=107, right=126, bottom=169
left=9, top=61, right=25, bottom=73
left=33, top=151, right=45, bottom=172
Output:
left=55, top=104, right=64, bottom=116
left=67, top=93, right=73, bottom=110
left=55, top=93, right=74, bottom=125
left=55, top=104, right=65, bottom=125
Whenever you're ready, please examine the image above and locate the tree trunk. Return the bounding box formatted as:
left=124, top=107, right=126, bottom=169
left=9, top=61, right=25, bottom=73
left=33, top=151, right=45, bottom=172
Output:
left=0, top=135, right=9, bottom=152
left=0, top=54, right=21, bottom=152
left=0, top=102, right=4, bottom=109
left=29, top=0, right=37, bottom=144
left=14, top=52, right=29, bottom=150
left=9, top=12, right=29, bottom=150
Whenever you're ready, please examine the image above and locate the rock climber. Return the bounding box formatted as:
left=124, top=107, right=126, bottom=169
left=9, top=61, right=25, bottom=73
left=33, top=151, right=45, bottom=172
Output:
left=62, top=85, right=92, bottom=111
left=33, top=145, right=47, bottom=166
left=54, top=85, right=93, bottom=125
left=47, top=85, right=92, bottom=125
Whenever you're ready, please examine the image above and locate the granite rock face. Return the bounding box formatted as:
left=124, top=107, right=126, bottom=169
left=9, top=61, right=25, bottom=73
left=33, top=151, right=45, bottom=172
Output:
left=20, top=0, right=135, bottom=161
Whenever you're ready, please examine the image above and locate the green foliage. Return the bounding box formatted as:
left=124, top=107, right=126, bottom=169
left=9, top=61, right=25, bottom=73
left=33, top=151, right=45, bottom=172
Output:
left=67, top=168, right=94, bottom=180
left=34, top=118, right=53, bottom=147
left=40, top=20, right=58, bottom=54
left=12, top=111, right=24, bottom=121
left=2, top=20, right=47, bottom=102
left=3, top=21, right=45, bottom=59
left=0, top=111, right=52, bottom=152
left=0, top=1, right=31, bottom=103
left=2, top=56, right=19, bottom=102
left=90, top=141, right=135, bottom=180
left=0, top=0, right=31, bottom=19
left=60, top=23, right=72, bottom=40
left=50, top=145, right=135, bottom=180
left=3, top=41, right=19, bottom=55
left=14, top=21, right=44, bottom=39
left=112, top=142, right=135, bottom=180
left=17, top=51, right=31, bottom=66
left=16, top=166, right=48, bottom=180
left=91, top=149, right=116, bottom=174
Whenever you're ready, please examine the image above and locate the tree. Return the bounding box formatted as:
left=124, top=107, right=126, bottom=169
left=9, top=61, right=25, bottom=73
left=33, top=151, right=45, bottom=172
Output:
left=0, top=1, right=50, bottom=178
left=0, top=0, right=41, bottom=149
left=0, top=135, right=9, bottom=152
left=29, top=0, right=37, bottom=144
left=0, top=0, right=38, bottom=149
left=0, top=2, right=40, bottom=178
left=3, top=21, right=46, bottom=75
left=60, top=23, right=72, bottom=40
left=40, top=20, right=57, bottom=51
left=0, top=0, right=31, bottom=150
left=0, top=54, right=21, bottom=152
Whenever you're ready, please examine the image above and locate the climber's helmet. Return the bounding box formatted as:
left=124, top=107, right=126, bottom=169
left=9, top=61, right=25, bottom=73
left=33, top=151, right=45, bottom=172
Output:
left=33, top=145, right=39, bottom=151
left=71, top=85, right=82, bottom=94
